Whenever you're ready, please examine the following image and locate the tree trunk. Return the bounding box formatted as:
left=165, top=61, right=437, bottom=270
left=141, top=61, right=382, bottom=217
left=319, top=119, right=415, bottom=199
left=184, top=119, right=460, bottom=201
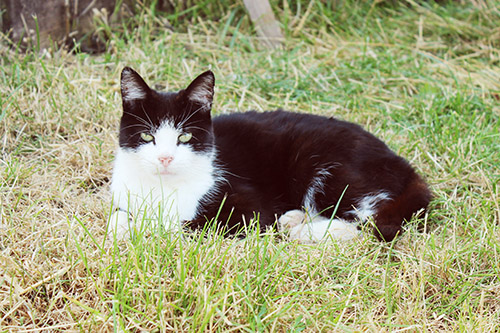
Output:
left=1, top=0, right=116, bottom=52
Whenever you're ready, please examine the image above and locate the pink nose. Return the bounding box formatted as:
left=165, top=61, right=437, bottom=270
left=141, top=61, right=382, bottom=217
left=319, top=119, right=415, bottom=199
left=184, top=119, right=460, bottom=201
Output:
left=158, top=156, right=173, bottom=167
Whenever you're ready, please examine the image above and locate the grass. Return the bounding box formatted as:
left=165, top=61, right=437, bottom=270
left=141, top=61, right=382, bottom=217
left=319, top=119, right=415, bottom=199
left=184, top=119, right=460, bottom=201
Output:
left=1, top=0, right=499, bottom=330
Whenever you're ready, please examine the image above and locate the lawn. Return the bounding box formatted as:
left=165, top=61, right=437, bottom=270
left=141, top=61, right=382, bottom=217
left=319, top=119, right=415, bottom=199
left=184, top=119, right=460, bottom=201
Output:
left=1, top=0, right=499, bottom=331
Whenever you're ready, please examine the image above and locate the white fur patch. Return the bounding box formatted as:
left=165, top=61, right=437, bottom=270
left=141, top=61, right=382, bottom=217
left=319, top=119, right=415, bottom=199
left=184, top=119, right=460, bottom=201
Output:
left=349, top=192, right=390, bottom=222
left=302, top=167, right=332, bottom=212
left=279, top=210, right=360, bottom=243
left=109, top=123, right=218, bottom=239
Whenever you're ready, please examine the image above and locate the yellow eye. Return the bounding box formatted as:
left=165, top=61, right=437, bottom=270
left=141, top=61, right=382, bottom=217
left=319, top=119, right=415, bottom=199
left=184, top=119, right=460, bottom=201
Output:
left=140, top=132, right=154, bottom=142
left=178, top=132, right=192, bottom=143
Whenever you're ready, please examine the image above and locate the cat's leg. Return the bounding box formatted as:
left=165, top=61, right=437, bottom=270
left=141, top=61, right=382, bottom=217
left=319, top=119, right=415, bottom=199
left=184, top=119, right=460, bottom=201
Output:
left=279, top=211, right=360, bottom=243
left=108, top=209, right=133, bottom=239
left=192, top=188, right=280, bottom=236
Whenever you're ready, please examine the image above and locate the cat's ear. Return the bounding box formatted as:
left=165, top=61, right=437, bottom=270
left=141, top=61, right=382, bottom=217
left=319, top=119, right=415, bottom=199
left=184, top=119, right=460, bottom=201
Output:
left=184, top=70, right=215, bottom=109
left=120, top=67, right=151, bottom=103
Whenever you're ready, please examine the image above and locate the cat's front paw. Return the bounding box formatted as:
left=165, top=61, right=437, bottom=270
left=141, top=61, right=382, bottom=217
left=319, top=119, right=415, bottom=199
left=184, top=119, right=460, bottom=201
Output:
left=279, top=210, right=306, bottom=230
left=108, top=210, right=132, bottom=240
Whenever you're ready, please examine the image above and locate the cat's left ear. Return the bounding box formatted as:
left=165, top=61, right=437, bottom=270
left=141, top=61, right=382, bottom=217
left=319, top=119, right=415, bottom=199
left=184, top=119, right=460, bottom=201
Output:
left=184, top=70, right=215, bottom=109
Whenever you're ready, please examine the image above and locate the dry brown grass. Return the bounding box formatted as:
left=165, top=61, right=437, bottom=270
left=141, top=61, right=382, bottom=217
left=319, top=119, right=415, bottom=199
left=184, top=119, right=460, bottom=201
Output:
left=1, top=1, right=500, bottom=330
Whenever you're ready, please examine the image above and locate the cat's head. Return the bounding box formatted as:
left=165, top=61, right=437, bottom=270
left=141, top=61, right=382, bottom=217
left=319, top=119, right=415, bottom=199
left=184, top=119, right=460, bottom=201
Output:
left=118, top=67, right=216, bottom=177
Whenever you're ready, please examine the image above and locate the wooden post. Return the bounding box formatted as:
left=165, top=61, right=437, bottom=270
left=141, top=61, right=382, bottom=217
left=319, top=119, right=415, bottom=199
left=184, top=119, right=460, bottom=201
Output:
left=243, top=0, right=283, bottom=48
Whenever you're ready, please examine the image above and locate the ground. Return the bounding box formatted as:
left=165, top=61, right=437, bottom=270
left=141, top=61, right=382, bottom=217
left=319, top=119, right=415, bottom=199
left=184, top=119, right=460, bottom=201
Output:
left=0, top=1, right=499, bottom=330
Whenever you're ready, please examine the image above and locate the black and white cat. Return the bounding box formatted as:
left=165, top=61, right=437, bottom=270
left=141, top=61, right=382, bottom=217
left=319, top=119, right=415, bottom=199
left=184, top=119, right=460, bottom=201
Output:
left=109, top=67, right=431, bottom=242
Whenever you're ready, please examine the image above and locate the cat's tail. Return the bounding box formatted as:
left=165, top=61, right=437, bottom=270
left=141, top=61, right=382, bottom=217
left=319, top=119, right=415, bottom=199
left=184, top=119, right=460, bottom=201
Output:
left=374, top=172, right=431, bottom=241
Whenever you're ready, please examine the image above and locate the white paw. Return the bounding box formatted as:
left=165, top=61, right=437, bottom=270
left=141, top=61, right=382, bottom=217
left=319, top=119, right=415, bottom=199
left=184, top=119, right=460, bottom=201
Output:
left=288, top=216, right=361, bottom=243
left=320, top=219, right=361, bottom=242
left=278, top=210, right=306, bottom=230
left=108, top=210, right=132, bottom=240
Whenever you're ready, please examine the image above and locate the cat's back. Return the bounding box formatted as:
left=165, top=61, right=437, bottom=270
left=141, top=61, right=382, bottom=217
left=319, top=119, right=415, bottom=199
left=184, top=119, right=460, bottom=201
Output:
left=214, top=109, right=342, bottom=133
left=212, top=109, right=387, bottom=154
left=213, top=109, right=355, bottom=140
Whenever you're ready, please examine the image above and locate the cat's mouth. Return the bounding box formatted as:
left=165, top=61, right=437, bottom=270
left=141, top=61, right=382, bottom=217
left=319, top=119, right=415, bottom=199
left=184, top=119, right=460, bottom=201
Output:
left=158, top=169, right=172, bottom=176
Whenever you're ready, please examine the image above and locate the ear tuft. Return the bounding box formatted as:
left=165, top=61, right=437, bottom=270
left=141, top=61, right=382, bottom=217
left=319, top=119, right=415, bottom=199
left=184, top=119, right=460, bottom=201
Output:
left=121, top=67, right=150, bottom=102
left=185, top=70, right=215, bottom=107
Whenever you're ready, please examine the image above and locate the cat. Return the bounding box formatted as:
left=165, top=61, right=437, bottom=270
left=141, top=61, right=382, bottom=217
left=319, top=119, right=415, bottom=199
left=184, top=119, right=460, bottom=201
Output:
left=109, top=67, right=431, bottom=242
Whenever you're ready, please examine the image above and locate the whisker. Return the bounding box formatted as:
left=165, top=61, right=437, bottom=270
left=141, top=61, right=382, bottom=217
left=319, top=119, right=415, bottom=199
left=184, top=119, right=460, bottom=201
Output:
left=123, top=111, right=156, bottom=130
left=119, top=124, right=151, bottom=133
left=141, top=104, right=155, bottom=131
left=177, top=105, right=206, bottom=128
left=185, top=125, right=211, bottom=135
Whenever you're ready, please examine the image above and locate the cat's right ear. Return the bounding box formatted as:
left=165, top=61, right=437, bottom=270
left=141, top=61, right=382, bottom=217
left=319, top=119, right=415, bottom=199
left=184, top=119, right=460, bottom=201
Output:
left=120, top=67, right=150, bottom=104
